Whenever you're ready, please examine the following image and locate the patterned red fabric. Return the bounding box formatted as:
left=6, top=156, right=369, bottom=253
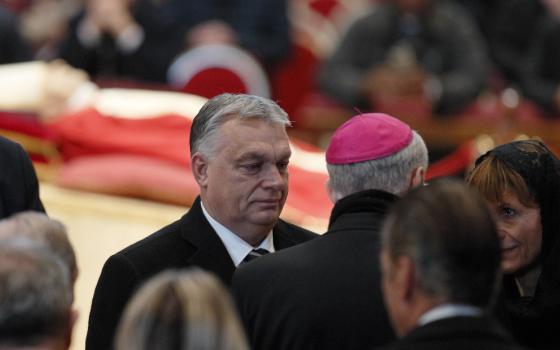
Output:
left=48, top=108, right=192, bottom=167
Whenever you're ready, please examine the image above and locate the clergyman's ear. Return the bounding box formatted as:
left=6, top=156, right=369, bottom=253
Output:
left=409, top=166, right=426, bottom=191
left=326, top=179, right=337, bottom=204
left=192, top=153, right=209, bottom=188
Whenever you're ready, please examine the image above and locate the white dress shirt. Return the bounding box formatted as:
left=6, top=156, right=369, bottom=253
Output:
left=201, top=202, right=275, bottom=267
left=418, top=303, right=483, bottom=327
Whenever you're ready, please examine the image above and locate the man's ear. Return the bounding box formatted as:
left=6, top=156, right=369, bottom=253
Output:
left=409, top=166, right=426, bottom=190
left=192, top=153, right=209, bottom=188
left=395, top=255, right=416, bottom=304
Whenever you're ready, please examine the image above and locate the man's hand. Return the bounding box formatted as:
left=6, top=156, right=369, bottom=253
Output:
left=85, top=0, right=136, bottom=38
left=364, top=65, right=428, bottom=98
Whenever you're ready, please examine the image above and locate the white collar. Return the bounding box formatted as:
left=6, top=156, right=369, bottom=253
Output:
left=201, top=202, right=275, bottom=267
left=418, top=303, right=483, bottom=327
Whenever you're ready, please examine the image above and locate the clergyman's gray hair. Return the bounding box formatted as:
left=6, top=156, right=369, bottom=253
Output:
left=0, top=237, right=72, bottom=347
left=327, top=131, right=428, bottom=201
left=189, top=93, right=291, bottom=158
left=381, top=179, right=501, bottom=308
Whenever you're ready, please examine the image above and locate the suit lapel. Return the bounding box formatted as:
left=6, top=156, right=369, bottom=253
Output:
left=179, top=197, right=236, bottom=284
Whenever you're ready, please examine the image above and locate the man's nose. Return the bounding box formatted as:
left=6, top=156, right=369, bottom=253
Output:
left=262, top=164, right=285, bottom=189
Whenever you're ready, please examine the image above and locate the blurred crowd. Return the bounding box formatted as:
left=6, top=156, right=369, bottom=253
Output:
left=1, top=0, right=560, bottom=119
left=0, top=0, right=289, bottom=81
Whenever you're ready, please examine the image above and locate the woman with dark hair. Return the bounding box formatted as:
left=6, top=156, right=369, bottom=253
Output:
left=467, top=139, right=560, bottom=349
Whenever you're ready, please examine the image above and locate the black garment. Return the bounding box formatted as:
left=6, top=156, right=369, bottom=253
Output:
left=0, top=136, right=45, bottom=218
left=519, top=16, right=560, bottom=115
left=229, top=0, right=291, bottom=68
left=475, top=140, right=560, bottom=349
left=377, top=316, right=526, bottom=350
left=0, top=5, right=32, bottom=64
left=489, top=0, right=545, bottom=85
left=232, top=189, right=398, bottom=350
left=86, top=197, right=317, bottom=350
left=318, top=0, right=489, bottom=115
left=164, top=0, right=290, bottom=68
left=58, top=0, right=184, bottom=83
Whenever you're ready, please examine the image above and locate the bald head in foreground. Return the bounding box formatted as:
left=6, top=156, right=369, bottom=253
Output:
left=232, top=113, right=428, bottom=350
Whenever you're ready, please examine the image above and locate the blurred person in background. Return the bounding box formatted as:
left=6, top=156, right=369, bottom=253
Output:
left=115, top=268, right=249, bottom=350
left=468, top=140, right=560, bottom=349
left=518, top=0, right=560, bottom=117
left=0, top=3, right=32, bottom=63
left=57, top=0, right=290, bottom=84
left=488, top=0, right=546, bottom=89
left=379, top=179, right=524, bottom=350
left=0, top=136, right=45, bottom=218
left=19, top=0, right=80, bottom=60
left=0, top=237, right=75, bottom=350
left=177, top=0, right=290, bottom=71
left=318, top=0, right=489, bottom=117
left=58, top=0, right=184, bottom=83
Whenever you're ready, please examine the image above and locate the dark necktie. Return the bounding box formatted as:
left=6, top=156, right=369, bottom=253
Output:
left=242, top=248, right=270, bottom=264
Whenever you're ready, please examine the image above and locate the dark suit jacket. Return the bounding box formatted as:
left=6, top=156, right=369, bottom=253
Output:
left=231, top=189, right=398, bottom=350
left=0, top=136, right=45, bottom=218
left=378, top=316, right=527, bottom=350
left=85, top=197, right=317, bottom=350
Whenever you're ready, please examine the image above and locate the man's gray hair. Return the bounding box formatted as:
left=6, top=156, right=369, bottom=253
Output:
left=189, top=93, right=291, bottom=158
left=327, top=131, right=428, bottom=201
left=0, top=211, right=77, bottom=282
left=0, top=237, right=72, bottom=347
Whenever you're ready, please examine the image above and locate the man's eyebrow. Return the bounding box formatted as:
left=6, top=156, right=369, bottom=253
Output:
left=278, top=150, right=292, bottom=160
left=236, top=152, right=266, bottom=162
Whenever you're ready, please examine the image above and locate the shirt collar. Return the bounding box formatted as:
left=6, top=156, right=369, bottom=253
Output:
left=418, top=303, right=483, bottom=327
left=201, top=202, right=275, bottom=267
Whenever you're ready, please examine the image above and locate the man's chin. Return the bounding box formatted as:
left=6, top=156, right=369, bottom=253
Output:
left=251, top=210, right=282, bottom=226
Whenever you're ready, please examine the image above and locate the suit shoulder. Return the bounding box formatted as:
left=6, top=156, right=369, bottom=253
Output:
left=119, top=219, right=181, bottom=253
left=114, top=217, right=194, bottom=272
left=0, top=136, right=25, bottom=160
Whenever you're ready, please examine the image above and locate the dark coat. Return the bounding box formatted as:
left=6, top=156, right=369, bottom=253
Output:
left=85, top=197, right=317, bottom=350
left=58, top=1, right=184, bottom=83
left=0, top=136, right=45, bottom=218
left=0, top=6, right=32, bottom=64
left=231, top=189, right=398, bottom=350
left=318, top=1, right=489, bottom=114
left=378, top=316, right=526, bottom=350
